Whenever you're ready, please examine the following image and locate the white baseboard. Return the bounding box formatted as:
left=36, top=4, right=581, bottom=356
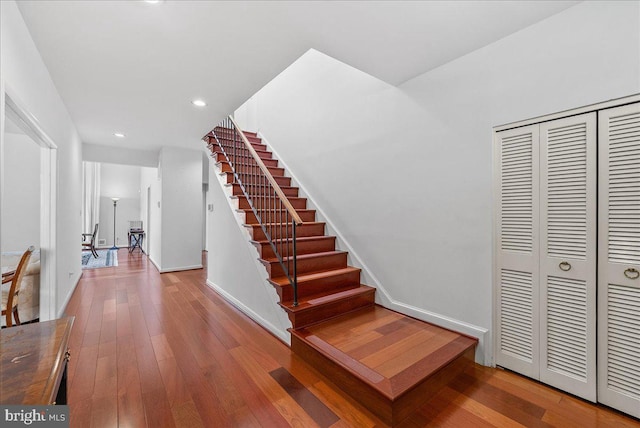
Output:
left=146, top=254, right=202, bottom=274
left=58, top=272, right=82, bottom=318
left=148, top=256, right=161, bottom=272
left=259, top=131, right=490, bottom=365
left=206, top=279, right=290, bottom=345
left=377, top=297, right=489, bottom=365
left=158, top=264, right=203, bottom=273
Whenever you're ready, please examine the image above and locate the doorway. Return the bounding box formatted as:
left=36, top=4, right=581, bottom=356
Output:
left=1, top=91, right=57, bottom=322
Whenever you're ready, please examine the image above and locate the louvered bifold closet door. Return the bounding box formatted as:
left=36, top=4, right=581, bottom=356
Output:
left=495, top=125, right=540, bottom=378
left=598, top=102, right=640, bottom=418
left=540, top=114, right=597, bottom=401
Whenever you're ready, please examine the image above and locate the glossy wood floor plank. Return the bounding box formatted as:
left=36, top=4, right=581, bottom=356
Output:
left=64, top=250, right=640, bottom=427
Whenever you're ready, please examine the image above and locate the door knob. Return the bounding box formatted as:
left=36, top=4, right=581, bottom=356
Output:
left=624, top=268, right=639, bottom=280
left=559, top=261, right=571, bottom=271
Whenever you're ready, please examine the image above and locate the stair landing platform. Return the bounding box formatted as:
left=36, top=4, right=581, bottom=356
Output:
left=290, top=305, right=478, bottom=426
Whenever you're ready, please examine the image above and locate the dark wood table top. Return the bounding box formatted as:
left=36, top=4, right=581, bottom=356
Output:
left=0, top=317, right=74, bottom=404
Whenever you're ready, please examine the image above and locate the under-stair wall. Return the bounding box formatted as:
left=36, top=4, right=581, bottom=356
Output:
left=204, top=147, right=292, bottom=343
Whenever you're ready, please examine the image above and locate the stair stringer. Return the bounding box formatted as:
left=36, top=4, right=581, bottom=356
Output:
left=205, top=151, right=292, bottom=344
left=256, top=131, right=490, bottom=363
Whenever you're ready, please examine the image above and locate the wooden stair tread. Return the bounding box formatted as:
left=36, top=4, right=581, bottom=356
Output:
left=212, top=129, right=258, bottom=137
left=212, top=149, right=273, bottom=160
left=214, top=134, right=261, bottom=142
left=216, top=160, right=279, bottom=167
left=280, top=285, right=374, bottom=311
left=250, top=235, right=332, bottom=246
left=243, top=209, right=316, bottom=224
left=269, top=266, right=361, bottom=287
left=221, top=171, right=286, bottom=178
left=290, top=305, right=477, bottom=424
left=227, top=147, right=271, bottom=156
left=259, top=249, right=345, bottom=264
left=211, top=141, right=265, bottom=150
left=226, top=183, right=298, bottom=191
left=216, top=161, right=283, bottom=173
left=231, top=195, right=306, bottom=203
left=291, top=306, right=477, bottom=398
left=245, top=221, right=324, bottom=228
left=241, top=208, right=315, bottom=215
left=291, top=305, right=478, bottom=400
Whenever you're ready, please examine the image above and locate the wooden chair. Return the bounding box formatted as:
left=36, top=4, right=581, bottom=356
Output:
left=82, top=223, right=99, bottom=258
left=2, top=246, right=34, bottom=327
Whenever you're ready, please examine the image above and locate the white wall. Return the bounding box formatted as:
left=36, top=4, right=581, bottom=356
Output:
left=140, top=166, right=161, bottom=261
left=83, top=143, right=159, bottom=168
left=235, top=1, right=640, bottom=364
left=206, top=155, right=291, bottom=343
left=97, top=163, right=142, bottom=248
left=1, top=131, right=40, bottom=251
left=201, top=151, right=209, bottom=251
left=158, top=147, right=203, bottom=272
left=1, top=0, right=83, bottom=317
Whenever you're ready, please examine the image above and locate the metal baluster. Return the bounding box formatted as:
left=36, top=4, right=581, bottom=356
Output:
left=264, top=174, right=268, bottom=241
left=267, top=177, right=271, bottom=239
left=286, top=210, right=290, bottom=284
left=292, top=220, right=298, bottom=306
left=279, top=196, right=283, bottom=275
left=260, top=172, right=264, bottom=229
left=259, top=162, right=263, bottom=224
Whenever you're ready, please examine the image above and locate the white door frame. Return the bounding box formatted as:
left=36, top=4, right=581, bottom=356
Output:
left=0, top=81, right=58, bottom=322
left=146, top=186, right=151, bottom=255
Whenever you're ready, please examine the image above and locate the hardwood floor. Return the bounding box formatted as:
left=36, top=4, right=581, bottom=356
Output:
left=65, top=250, right=640, bottom=427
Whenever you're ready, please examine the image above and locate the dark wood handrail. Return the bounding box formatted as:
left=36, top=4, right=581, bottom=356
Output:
left=227, top=116, right=303, bottom=226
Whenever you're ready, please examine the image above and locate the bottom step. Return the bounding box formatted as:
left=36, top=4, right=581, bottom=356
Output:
left=290, top=305, right=477, bottom=426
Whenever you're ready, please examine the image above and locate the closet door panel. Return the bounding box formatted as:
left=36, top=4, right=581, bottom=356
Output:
left=540, top=113, right=597, bottom=401
left=598, top=102, right=640, bottom=418
left=495, top=125, right=540, bottom=378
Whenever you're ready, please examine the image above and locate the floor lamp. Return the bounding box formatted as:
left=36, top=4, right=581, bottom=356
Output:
left=111, top=197, right=120, bottom=250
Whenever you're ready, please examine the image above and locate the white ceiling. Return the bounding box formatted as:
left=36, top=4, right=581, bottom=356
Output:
left=17, top=0, right=580, bottom=152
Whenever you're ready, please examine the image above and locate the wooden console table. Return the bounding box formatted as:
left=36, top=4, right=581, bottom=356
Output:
left=0, top=317, right=74, bottom=404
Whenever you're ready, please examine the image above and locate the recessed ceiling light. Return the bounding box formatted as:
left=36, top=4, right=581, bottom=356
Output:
left=145, top=1, right=162, bottom=4
left=191, top=99, right=207, bottom=107
left=114, top=132, right=126, bottom=138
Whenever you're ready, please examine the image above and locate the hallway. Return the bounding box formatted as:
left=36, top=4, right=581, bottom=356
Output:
left=64, top=250, right=639, bottom=427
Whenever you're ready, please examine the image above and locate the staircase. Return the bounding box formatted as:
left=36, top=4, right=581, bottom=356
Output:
left=205, top=119, right=477, bottom=426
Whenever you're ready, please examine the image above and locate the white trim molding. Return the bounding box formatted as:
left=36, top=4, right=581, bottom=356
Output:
left=148, top=255, right=161, bottom=272
left=494, top=93, right=640, bottom=132
left=158, top=264, right=203, bottom=274
left=207, top=279, right=290, bottom=344
left=58, top=273, right=82, bottom=318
